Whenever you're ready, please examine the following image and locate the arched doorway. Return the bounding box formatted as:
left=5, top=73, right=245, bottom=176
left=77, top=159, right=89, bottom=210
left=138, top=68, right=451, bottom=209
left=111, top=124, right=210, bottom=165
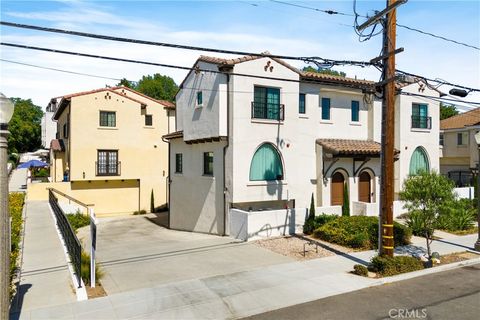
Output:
left=331, top=171, right=345, bottom=206
left=358, top=171, right=371, bottom=203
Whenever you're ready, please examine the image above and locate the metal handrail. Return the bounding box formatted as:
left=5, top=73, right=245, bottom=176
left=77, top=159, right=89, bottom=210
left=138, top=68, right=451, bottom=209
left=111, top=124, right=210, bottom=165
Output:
left=411, top=115, right=431, bottom=129
left=251, top=102, right=285, bottom=121
left=47, top=187, right=93, bottom=208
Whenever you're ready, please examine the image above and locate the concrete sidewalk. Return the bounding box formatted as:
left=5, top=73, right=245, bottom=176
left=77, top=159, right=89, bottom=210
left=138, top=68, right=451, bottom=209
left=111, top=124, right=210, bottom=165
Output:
left=9, top=168, right=28, bottom=192
left=14, top=233, right=479, bottom=319
left=10, top=201, right=77, bottom=319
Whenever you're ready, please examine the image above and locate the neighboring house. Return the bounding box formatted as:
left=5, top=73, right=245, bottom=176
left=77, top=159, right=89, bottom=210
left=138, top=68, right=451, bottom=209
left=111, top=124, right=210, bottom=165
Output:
left=48, top=86, right=175, bottom=215
left=440, top=108, right=480, bottom=186
left=41, top=98, right=58, bottom=148
left=163, top=53, right=440, bottom=237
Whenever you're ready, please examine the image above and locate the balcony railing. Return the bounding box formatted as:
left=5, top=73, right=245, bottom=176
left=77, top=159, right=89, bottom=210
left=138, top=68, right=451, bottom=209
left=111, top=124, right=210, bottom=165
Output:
left=251, top=102, right=285, bottom=121
left=95, top=161, right=121, bottom=176
left=411, top=115, right=431, bottom=129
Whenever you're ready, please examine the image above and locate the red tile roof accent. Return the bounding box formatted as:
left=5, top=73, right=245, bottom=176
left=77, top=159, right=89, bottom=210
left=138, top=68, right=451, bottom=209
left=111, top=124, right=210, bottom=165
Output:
left=110, top=86, right=175, bottom=109
left=50, top=139, right=65, bottom=152
left=316, top=139, right=399, bottom=156
left=440, top=108, right=480, bottom=130
left=162, top=130, right=183, bottom=140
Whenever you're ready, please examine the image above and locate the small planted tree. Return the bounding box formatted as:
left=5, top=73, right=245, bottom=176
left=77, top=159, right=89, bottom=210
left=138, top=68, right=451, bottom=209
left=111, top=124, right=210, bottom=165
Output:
left=303, top=193, right=316, bottom=234
left=399, top=171, right=455, bottom=259
left=150, top=189, right=155, bottom=213
left=342, top=183, right=350, bottom=216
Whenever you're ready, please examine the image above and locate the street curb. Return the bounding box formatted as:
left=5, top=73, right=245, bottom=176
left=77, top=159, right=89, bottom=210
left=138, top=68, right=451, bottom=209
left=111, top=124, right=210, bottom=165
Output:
left=378, top=256, right=480, bottom=285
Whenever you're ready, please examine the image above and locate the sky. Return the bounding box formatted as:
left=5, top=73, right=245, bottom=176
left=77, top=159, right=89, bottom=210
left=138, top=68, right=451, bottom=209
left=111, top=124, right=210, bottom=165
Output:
left=0, top=0, right=479, bottom=111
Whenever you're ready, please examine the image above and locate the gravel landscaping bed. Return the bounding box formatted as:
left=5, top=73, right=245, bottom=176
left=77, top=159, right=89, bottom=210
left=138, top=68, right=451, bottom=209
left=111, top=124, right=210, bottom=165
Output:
left=253, top=236, right=336, bottom=260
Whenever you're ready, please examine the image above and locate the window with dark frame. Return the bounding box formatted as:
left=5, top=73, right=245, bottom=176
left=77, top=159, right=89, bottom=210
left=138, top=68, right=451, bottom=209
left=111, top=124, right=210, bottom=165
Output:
left=440, top=133, right=444, bottom=146
left=253, top=86, right=282, bottom=120
left=412, top=103, right=429, bottom=129
left=457, top=132, right=468, bottom=146
left=321, top=97, right=331, bottom=120
left=197, top=91, right=203, bottom=106
left=145, top=115, right=153, bottom=126
left=175, top=153, right=183, bottom=173
left=99, top=111, right=116, bottom=127
left=351, top=100, right=359, bottom=122
left=97, top=150, right=119, bottom=176
left=63, top=122, right=69, bottom=138
left=299, top=93, right=306, bottom=114
left=203, top=152, right=213, bottom=175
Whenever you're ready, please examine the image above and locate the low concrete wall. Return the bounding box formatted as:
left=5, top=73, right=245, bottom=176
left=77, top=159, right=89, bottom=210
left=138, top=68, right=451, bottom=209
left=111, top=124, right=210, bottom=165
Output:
left=229, top=208, right=308, bottom=241
left=315, top=206, right=342, bottom=216
left=454, top=187, right=474, bottom=199
left=351, top=202, right=379, bottom=217
left=393, top=200, right=407, bottom=217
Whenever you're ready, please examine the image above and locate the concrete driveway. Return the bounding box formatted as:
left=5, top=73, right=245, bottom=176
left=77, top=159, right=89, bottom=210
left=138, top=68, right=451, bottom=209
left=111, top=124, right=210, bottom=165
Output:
left=78, top=214, right=293, bottom=295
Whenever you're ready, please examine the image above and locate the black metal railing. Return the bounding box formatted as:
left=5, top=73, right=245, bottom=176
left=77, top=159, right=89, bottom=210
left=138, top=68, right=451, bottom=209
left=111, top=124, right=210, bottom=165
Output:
left=95, top=161, right=121, bottom=176
left=251, top=102, right=285, bottom=121
left=48, top=189, right=82, bottom=288
left=411, top=115, right=431, bottom=129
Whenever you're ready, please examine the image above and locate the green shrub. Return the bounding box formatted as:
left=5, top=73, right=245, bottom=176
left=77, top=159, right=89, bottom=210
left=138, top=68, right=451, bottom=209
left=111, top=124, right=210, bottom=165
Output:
left=66, top=212, right=91, bottom=232
left=437, top=199, right=476, bottom=232
left=150, top=189, right=155, bottom=213
left=9, top=192, right=25, bottom=296
left=304, top=213, right=338, bottom=235
left=370, top=255, right=424, bottom=277
left=352, top=264, right=369, bottom=277
left=342, top=183, right=350, bottom=217
left=32, top=168, right=49, bottom=177
left=303, top=193, right=316, bottom=234
left=313, top=216, right=411, bottom=249
left=80, top=251, right=103, bottom=286
left=133, top=209, right=147, bottom=215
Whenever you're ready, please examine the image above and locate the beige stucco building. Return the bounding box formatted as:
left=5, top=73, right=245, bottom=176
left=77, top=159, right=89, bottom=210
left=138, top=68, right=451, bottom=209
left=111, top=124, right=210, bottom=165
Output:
left=440, top=108, right=480, bottom=186
left=42, top=86, right=175, bottom=216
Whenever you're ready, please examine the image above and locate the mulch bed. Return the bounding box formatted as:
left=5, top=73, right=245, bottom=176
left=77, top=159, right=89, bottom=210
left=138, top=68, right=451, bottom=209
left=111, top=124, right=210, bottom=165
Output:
left=254, top=236, right=336, bottom=260
left=86, top=283, right=107, bottom=299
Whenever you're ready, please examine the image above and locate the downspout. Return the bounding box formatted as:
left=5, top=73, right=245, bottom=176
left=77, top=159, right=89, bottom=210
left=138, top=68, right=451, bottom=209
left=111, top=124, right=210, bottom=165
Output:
left=223, top=72, right=231, bottom=236
left=162, top=136, right=171, bottom=229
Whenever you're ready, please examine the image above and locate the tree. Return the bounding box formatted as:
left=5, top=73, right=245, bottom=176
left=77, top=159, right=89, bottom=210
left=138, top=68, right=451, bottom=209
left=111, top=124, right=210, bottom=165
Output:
left=399, top=171, right=455, bottom=259
left=440, top=103, right=458, bottom=120
left=303, top=193, right=316, bottom=234
left=150, top=189, right=155, bottom=213
left=342, top=183, right=350, bottom=216
left=116, top=73, right=178, bottom=102
left=7, top=98, right=43, bottom=154
left=302, top=66, right=346, bottom=78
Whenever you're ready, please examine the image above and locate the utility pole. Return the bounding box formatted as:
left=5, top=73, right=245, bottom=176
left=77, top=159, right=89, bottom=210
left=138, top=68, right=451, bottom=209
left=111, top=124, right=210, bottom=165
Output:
left=358, top=0, right=406, bottom=257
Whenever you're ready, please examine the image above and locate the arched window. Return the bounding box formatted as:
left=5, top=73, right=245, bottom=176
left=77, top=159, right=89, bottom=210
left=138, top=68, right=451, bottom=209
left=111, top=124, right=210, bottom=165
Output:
left=409, top=147, right=430, bottom=175
left=249, top=143, right=284, bottom=181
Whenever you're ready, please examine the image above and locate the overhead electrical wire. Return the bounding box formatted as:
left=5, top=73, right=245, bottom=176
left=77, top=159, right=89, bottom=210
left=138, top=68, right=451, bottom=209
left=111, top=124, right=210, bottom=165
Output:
left=0, top=21, right=373, bottom=68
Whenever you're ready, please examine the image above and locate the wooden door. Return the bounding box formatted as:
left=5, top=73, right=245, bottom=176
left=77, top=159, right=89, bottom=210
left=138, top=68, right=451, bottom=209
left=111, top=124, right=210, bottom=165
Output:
left=358, top=171, right=371, bottom=203
left=331, top=172, right=344, bottom=206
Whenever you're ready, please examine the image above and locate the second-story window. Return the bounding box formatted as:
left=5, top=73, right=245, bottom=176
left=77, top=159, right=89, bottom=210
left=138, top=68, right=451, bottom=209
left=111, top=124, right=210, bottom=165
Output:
left=196, top=91, right=203, bottom=107
left=351, top=100, right=360, bottom=122
left=411, top=103, right=430, bottom=129
left=439, top=133, right=444, bottom=146
left=457, top=132, right=468, bottom=146
left=252, top=86, right=283, bottom=120
left=299, top=93, right=306, bottom=114
left=175, top=153, right=183, bottom=173
left=203, top=152, right=214, bottom=175
left=97, top=150, right=119, bottom=176
left=321, top=97, right=331, bottom=120
left=145, top=115, right=153, bottom=126
left=99, top=111, right=116, bottom=127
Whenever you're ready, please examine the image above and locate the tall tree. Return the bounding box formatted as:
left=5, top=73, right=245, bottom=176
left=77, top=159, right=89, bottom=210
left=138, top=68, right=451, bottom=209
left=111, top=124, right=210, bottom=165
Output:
left=116, top=73, right=178, bottom=102
left=440, top=103, right=458, bottom=120
left=7, top=98, right=43, bottom=154
left=302, top=66, right=346, bottom=78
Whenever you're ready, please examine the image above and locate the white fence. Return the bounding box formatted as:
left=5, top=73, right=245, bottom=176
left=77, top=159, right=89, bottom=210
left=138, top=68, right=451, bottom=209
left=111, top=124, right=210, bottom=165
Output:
left=454, top=187, right=475, bottom=199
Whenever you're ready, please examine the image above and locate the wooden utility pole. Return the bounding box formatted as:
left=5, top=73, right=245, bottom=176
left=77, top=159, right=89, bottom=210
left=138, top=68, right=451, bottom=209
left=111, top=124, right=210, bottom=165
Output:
left=379, top=0, right=398, bottom=257
left=358, top=0, right=405, bottom=257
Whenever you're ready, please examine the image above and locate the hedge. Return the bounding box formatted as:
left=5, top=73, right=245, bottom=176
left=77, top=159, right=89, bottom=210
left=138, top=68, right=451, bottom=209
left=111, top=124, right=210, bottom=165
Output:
left=9, top=192, right=25, bottom=295
left=370, top=255, right=424, bottom=277
left=312, top=216, right=411, bottom=249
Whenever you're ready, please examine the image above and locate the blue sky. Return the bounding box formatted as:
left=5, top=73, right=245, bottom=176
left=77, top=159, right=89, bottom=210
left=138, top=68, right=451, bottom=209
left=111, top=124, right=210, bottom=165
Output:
left=0, top=0, right=479, bottom=109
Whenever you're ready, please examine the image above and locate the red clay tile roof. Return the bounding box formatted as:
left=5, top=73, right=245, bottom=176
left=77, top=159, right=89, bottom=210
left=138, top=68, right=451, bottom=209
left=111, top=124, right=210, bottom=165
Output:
left=162, top=130, right=183, bottom=140
left=197, top=53, right=374, bottom=88
left=440, top=108, right=480, bottom=130
left=111, top=86, right=175, bottom=109
left=316, top=139, right=399, bottom=156
left=50, top=139, right=65, bottom=152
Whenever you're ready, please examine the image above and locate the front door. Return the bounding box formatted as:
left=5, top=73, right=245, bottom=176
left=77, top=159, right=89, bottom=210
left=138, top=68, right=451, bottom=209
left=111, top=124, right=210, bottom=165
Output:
left=331, top=172, right=344, bottom=206
left=358, top=171, right=371, bottom=203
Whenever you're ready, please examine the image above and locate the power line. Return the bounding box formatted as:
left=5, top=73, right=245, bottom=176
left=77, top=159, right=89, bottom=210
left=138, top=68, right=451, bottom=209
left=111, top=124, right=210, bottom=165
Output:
left=269, top=0, right=353, bottom=16
left=0, top=58, right=132, bottom=82
left=0, top=42, right=375, bottom=91
left=0, top=20, right=373, bottom=68
left=400, top=92, right=480, bottom=106
left=395, top=69, right=480, bottom=93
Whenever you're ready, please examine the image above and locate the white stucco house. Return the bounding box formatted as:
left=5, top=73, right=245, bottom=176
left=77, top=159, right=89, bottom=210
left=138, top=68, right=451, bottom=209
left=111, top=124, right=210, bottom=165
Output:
left=41, top=98, right=58, bottom=148
left=163, top=53, right=440, bottom=239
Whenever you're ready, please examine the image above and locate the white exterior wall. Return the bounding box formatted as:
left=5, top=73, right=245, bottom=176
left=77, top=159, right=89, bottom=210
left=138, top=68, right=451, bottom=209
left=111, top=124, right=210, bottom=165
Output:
left=176, top=62, right=228, bottom=140
left=394, top=84, right=440, bottom=194
left=169, top=139, right=226, bottom=234
left=42, top=111, right=56, bottom=148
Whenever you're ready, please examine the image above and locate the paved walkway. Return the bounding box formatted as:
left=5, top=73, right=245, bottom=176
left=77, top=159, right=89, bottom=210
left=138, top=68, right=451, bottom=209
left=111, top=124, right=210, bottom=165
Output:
left=10, top=201, right=77, bottom=319
left=9, top=168, right=28, bottom=192
left=13, top=232, right=479, bottom=319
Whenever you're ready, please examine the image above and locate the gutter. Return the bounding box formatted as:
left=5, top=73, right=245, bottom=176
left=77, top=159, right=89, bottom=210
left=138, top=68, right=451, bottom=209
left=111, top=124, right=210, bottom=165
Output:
left=223, top=72, right=231, bottom=236
left=162, top=135, right=171, bottom=229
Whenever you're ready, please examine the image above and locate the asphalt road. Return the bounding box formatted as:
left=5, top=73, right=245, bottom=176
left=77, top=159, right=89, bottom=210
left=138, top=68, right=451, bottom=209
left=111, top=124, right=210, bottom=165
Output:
left=244, top=263, right=480, bottom=320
